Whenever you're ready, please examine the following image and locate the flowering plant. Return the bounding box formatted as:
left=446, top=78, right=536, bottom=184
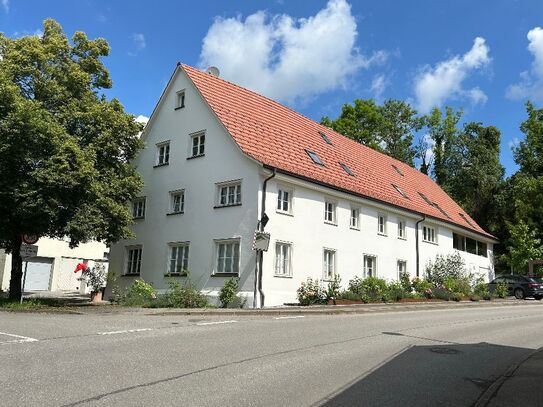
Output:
left=81, top=263, right=107, bottom=293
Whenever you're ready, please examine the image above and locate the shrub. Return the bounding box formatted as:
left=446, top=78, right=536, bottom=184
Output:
left=385, top=281, right=408, bottom=302
left=443, top=276, right=472, bottom=297
left=297, top=278, right=327, bottom=306
left=326, top=274, right=342, bottom=302
left=496, top=282, right=509, bottom=299
left=154, top=281, right=208, bottom=308
left=219, top=278, right=239, bottom=308
left=412, top=277, right=432, bottom=294
left=431, top=287, right=453, bottom=301
left=473, top=281, right=490, bottom=298
left=399, top=271, right=412, bottom=292
left=470, top=295, right=481, bottom=302
left=348, top=276, right=387, bottom=302
left=425, top=252, right=467, bottom=287
left=120, top=279, right=156, bottom=306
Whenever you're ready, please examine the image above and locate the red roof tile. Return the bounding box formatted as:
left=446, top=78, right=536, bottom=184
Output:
left=181, top=64, right=494, bottom=240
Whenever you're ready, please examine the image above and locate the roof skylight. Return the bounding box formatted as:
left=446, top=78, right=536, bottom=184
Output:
left=340, top=162, right=354, bottom=176
left=319, top=131, right=333, bottom=145
left=305, top=149, right=324, bottom=166
left=392, top=184, right=409, bottom=199
left=433, top=202, right=452, bottom=219
left=418, top=192, right=433, bottom=206
left=459, top=213, right=475, bottom=228
left=392, top=164, right=404, bottom=176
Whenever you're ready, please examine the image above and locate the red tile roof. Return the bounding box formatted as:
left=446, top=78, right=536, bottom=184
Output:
left=181, top=64, right=494, bottom=240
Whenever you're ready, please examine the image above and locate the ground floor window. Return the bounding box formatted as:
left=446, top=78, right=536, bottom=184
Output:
left=275, top=242, right=292, bottom=276
left=215, top=239, right=240, bottom=275
left=323, top=249, right=336, bottom=280
left=168, top=243, right=189, bottom=275
left=125, top=246, right=142, bottom=275
left=364, top=254, right=377, bottom=277
left=397, top=260, right=407, bottom=279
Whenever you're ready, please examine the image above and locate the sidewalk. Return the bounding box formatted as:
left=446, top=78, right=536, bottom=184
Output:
left=476, top=347, right=543, bottom=406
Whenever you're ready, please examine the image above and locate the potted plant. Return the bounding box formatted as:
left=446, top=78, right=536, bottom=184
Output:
left=82, top=263, right=107, bottom=302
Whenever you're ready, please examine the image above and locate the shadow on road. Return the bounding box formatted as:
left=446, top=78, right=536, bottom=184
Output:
left=318, top=337, right=531, bottom=407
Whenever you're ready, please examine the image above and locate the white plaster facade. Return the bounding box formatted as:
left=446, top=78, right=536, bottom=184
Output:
left=107, top=67, right=495, bottom=307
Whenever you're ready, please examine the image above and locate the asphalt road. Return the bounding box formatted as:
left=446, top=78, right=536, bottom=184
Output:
left=1, top=303, right=542, bottom=407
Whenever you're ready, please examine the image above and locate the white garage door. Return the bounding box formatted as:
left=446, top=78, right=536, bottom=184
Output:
left=24, top=258, right=53, bottom=291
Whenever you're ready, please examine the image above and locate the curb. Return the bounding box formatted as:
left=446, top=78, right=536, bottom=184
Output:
left=473, top=346, right=543, bottom=407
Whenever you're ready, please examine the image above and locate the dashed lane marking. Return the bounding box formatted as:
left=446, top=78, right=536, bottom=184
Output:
left=274, top=316, right=306, bottom=320
left=196, top=320, right=238, bottom=326
left=98, top=328, right=153, bottom=336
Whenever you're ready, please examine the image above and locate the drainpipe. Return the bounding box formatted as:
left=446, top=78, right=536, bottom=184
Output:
left=254, top=168, right=276, bottom=308
left=415, top=215, right=426, bottom=278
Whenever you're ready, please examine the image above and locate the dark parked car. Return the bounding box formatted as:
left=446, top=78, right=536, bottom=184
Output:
left=488, top=275, right=543, bottom=300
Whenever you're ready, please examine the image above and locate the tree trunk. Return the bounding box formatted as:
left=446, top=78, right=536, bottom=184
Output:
left=8, top=235, right=23, bottom=301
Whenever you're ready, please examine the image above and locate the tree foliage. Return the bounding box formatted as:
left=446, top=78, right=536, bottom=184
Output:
left=0, top=19, right=143, bottom=299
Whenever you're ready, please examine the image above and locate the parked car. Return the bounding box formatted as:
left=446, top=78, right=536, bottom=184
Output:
left=488, top=275, right=543, bottom=300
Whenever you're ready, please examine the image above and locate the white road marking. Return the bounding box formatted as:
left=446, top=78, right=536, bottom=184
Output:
left=98, top=328, right=152, bottom=336
left=0, top=331, right=39, bottom=345
left=274, top=316, right=306, bottom=320
left=196, top=320, right=238, bottom=326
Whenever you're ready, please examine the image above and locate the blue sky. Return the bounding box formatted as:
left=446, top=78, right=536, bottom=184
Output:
left=2, top=0, right=543, bottom=175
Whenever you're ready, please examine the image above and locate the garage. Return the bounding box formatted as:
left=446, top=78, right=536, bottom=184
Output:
left=24, top=258, right=53, bottom=291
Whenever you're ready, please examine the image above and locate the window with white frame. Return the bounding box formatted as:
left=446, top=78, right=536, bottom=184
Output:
left=422, top=225, right=437, bottom=243
left=217, top=181, right=242, bottom=207
left=215, top=239, right=240, bottom=275
left=169, top=190, right=185, bottom=214
left=324, top=200, right=336, bottom=224
left=397, top=260, right=407, bottom=279
left=176, top=90, right=185, bottom=109
left=168, top=243, right=189, bottom=275
left=125, top=246, right=142, bottom=275
left=190, top=132, right=205, bottom=157
left=156, top=142, right=170, bottom=166
left=364, top=254, right=377, bottom=277
left=132, top=198, right=146, bottom=219
left=377, top=213, right=387, bottom=235
left=398, top=218, right=406, bottom=239
left=277, top=188, right=292, bottom=214
left=323, top=249, right=336, bottom=280
left=350, top=208, right=360, bottom=229
left=275, top=242, right=292, bottom=277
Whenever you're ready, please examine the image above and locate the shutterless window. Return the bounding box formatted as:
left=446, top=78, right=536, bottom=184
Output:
left=392, top=184, right=409, bottom=199
left=191, top=132, right=205, bottom=157
left=170, top=190, right=185, bottom=214
left=397, top=260, right=407, bottom=278
left=350, top=208, right=360, bottom=229
left=392, top=164, right=404, bottom=176
left=398, top=219, right=406, bottom=239
left=418, top=192, right=434, bottom=207
left=277, top=189, right=291, bottom=213
left=156, top=142, right=170, bottom=166
left=216, top=240, right=240, bottom=274
left=169, top=243, right=189, bottom=275
left=176, top=90, right=185, bottom=109
left=364, top=255, right=377, bottom=277
left=378, top=214, right=387, bottom=235
left=126, top=247, right=142, bottom=275
left=422, top=225, right=436, bottom=243
left=340, top=162, right=354, bottom=176
left=306, top=149, right=324, bottom=166
left=459, top=212, right=475, bottom=228
left=275, top=242, right=291, bottom=276
left=319, top=131, right=333, bottom=145
left=323, top=249, right=336, bottom=280
left=218, top=182, right=241, bottom=206
left=324, top=201, right=336, bottom=223
left=132, top=198, right=146, bottom=219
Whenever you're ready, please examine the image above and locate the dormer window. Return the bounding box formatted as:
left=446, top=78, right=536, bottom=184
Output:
left=306, top=149, right=324, bottom=166
left=175, top=90, right=185, bottom=109
left=319, top=131, right=333, bottom=145
left=340, top=162, right=354, bottom=176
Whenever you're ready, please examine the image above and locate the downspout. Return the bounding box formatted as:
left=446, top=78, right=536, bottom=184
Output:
left=415, top=215, right=426, bottom=278
left=254, top=168, right=276, bottom=308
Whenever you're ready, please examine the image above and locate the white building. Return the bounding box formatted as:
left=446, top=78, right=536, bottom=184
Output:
left=107, top=63, right=497, bottom=307
left=0, top=238, right=108, bottom=293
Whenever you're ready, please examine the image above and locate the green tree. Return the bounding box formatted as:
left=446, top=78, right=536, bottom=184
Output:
left=506, top=221, right=543, bottom=273
left=0, top=20, right=143, bottom=300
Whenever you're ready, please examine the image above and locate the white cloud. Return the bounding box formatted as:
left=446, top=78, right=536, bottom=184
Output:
left=128, top=33, right=146, bottom=56
left=1, top=0, right=8, bottom=13
left=369, top=74, right=389, bottom=100
left=135, top=115, right=149, bottom=125
left=506, top=27, right=543, bottom=102
left=11, top=29, right=43, bottom=38
left=199, top=0, right=386, bottom=104
left=508, top=136, right=520, bottom=151
left=414, top=37, right=491, bottom=113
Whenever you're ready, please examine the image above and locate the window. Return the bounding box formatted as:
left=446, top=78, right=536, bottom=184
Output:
left=422, top=225, right=437, bottom=243
left=453, top=233, right=466, bottom=251
left=459, top=212, right=475, bottom=228
left=397, top=260, right=407, bottom=278
left=466, top=237, right=477, bottom=254
left=418, top=192, right=434, bottom=207
left=190, top=132, right=205, bottom=157
left=453, top=232, right=487, bottom=257
left=125, top=246, right=142, bottom=275
left=132, top=198, right=146, bottom=219
left=169, top=190, right=185, bottom=214
left=319, top=131, right=333, bottom=145
left=392, top=164, right=404, bottom=176
left=323, top=249, right=336, bottom=280
left=398, top=219, right=406, bottom=239
left=324, top=200, right=336, bottom=224
left=176, top=90, right=185, bottom=109
left=364, top=255, right=377, bottom=277
left=277, top=188, right=292, bottom=214
left=156, top=142, right=170, bottom=166
left=350, top=208, right=360, bottom=229
left=377, top=213, right=387, bottom=235
left=392, top=184, right=409, bottom=199
left=217, top=181, right=242, bottom=207
left=275, top=242, right=292, bottom=277
left=306, top=149, right=324, bottom=166
left=432, top=202, right=451, bottom=219
left=477, top=241, right=488, bottom=258
left=168, top=243, right=189, bottom=275
left=215, top=239, right=240, bottom=275
left=340, top=162, right=354, bottom=176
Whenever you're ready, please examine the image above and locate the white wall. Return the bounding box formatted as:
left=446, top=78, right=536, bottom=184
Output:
left=107, top=68, right=261, bottom=304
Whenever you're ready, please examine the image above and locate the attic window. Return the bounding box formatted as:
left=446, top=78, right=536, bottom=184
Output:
left=418, top=192, right=434, bottom=207
left=392, top=184, right=409, bottom=199
left=392, top=164, right=404, bottom=176
left=175, top=90, right=186, bottom=109
left=306, top=149, right=324, bottom=166
left=319, top=131, right=333, bottom=145
left=340, top=162, right=354, bottom=176
left=459, top=213, right=475, bottom=228
left=433, top=202, right=452, bottom=219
